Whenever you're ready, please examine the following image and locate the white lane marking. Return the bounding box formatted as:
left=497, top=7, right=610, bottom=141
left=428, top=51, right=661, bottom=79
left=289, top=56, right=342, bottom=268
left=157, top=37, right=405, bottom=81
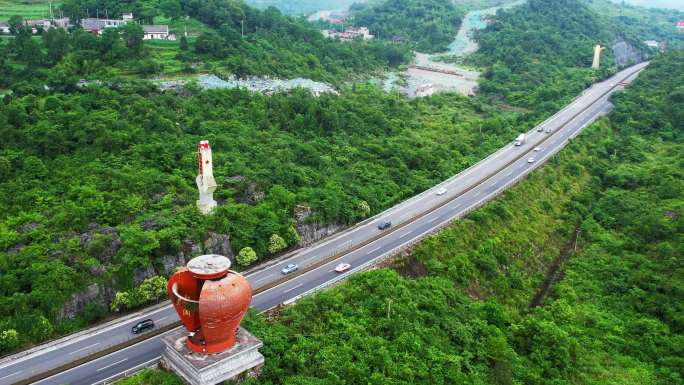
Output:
left=506, top=170, right=513, bottom=177
left=490, top=182, right=497, bottom=188
left=96, top=358, right=127, bottom=372
left=427, top=217, right=438, bottom=223
left=399, top=230, right=413, bottom=239
left=473, top=190, right=481, bottom=197
left=0, top=371, right=21, bottom=380
left=251, top=275, right=273, bottom=286
left=450, top=203, right=461, bottom=211
left=367, top=246, right=381, bottom=255
left=157, top=316, right=169, bottom=322
left=69, top=342, right=101, bottom=355
left=283, top=283, right=304, bottom=294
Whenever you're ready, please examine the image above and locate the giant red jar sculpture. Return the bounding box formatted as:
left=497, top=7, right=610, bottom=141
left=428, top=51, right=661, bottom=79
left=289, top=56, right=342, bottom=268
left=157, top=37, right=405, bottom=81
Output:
left=167, top=254, right=252, bottom=354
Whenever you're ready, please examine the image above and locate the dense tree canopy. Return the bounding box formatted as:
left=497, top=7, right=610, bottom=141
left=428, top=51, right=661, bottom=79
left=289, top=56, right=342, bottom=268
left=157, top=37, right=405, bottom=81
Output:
left=350, top=0, right=463, bottom=52
left=471, top=0, right=618, bottom=111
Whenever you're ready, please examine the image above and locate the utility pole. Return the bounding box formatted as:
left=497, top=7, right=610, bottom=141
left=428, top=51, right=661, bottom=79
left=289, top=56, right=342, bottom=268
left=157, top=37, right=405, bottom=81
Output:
left=574, top=229, right=582, bottom=252
left=241, top=18, right=244, bottom=37
left=386, top=299, right=393, bottom=319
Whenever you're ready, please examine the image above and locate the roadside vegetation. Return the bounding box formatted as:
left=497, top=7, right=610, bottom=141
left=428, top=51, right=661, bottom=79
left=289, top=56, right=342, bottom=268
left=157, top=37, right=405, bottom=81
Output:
left=0, top=0, right=674, bottom=362
left=122, top=50, right=682, bottom=385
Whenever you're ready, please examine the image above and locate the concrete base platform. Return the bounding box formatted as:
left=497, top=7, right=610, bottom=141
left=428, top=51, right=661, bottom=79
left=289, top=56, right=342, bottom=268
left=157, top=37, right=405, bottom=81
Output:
left=161, top=328, right=264, bottom=385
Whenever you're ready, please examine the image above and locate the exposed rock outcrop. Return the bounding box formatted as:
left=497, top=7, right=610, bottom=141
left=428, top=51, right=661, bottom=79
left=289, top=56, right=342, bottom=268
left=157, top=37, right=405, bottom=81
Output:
left=203, top=232, right=233, bottom=259
left=79, top=224, right=121, bottom=265
left=612, top=38, right=644, bottom=68
left=133, top=264, right=157, bottom=286
left=57, top=283, right=115, bottom=321
left=227, top=175, right=265, bottom=204
left=294, top=205, right=344, bottom=247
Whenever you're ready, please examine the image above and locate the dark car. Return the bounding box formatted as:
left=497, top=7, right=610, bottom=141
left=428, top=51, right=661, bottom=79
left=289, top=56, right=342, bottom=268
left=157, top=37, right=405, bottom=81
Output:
left=377, top=220, right=392, bottom=230
left=131, top=319, right=154, bottom=334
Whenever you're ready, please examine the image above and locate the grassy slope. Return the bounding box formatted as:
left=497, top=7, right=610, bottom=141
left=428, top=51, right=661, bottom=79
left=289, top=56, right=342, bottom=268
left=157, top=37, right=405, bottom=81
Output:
left=0, top=0, right=57, bottom=20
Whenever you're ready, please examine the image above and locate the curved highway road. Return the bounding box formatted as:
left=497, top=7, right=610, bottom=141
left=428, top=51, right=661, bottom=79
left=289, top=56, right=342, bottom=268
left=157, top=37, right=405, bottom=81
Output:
left=0, top=62, right=648, bottom=385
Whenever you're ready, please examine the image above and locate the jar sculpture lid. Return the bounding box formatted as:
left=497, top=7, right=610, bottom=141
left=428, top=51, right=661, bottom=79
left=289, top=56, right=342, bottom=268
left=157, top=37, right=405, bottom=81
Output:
left=187, top=254, right=231, bottom=280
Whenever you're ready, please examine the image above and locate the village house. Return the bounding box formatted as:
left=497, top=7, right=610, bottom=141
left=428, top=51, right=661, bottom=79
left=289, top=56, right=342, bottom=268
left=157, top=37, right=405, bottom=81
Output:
left=0, top=21, right=10, bottom=34
left=322, top=26, right=374, bottom=42
left=143, top=25, right=175, bottom=40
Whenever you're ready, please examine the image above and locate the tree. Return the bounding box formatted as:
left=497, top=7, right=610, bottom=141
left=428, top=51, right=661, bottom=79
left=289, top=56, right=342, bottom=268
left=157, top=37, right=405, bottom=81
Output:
left=268, top=234, right=287, bottom=254
left=237, top=247, right=257, bottom=266
left=8, top=15, right=24, bottom=35
left=285, top=225, right=301, bottom=246
left=137, top=276, right=168, bottom=303
left=179, top=35, right=189, bottom=51
left=160, top=0, right=183, bottom=19
left=43, top=28, right=70, bottom=64
left=111, top=291, right=133, bottom=312
left=120, top=23, right=145, bottom=57
left=0, top=329, right=19, bottom=353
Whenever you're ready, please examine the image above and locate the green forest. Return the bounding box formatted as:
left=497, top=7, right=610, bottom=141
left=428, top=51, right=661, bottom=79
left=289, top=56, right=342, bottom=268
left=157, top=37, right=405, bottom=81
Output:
left=350, top=0, right=463, bottom=52
left=0, top=82, right=525, bottom=349
left=0, top=0, right=678, bottom=374
left=1, top=0, right=410, bottom=88
left=192, top=50, right=677, bottom=385
left=471, top=0, right=616, bottom=112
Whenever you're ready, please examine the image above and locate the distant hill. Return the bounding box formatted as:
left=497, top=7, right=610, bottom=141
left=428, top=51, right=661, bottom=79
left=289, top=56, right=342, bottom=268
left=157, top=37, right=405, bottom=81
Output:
left=613, top=0, right=684, bottom=11
left=245, top=0, right=363, bottom=15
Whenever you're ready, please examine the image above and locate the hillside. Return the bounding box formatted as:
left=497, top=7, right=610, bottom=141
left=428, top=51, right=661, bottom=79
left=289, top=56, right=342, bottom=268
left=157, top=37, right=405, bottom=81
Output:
left=471, top=0, right=618, bottom=112
left=121, top=50, right=684, bottom=384
left=350, top=0, right=463, bottom=52
left=1, top=0, right=410, bottom=88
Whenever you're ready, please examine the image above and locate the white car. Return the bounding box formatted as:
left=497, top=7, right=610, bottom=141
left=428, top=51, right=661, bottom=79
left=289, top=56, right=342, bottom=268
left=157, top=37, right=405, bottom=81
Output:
left=335, top=263, right=351, bottom=273
left=436, top=187, right=447, bottom=196
left=534, top=147, right=541, bottom=152
left=527, top=157, right=535, bottom=163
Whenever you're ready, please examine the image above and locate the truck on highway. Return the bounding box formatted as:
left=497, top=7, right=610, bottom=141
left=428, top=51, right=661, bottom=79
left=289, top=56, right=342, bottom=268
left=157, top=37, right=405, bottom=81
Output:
left=514, top=133, right=526, bottom=146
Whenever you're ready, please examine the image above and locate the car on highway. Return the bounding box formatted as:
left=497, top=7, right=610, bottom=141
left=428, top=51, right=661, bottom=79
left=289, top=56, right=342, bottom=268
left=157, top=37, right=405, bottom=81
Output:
left=335, top=263, right=351, bottom=273
left=544, top=127, right=552, bottom=134
left=377, top=220, right=392, bottom=230
left=435, top=187, right=447, bottom=196
left=537, top=126, right=544, bottom=132
left=131, top=319, right=154, bottom=334
left=281, top=263, right=299, bottom=275
left=527, top=157, right=535, bottom=163
left=534, top=147, right=541, bottom=152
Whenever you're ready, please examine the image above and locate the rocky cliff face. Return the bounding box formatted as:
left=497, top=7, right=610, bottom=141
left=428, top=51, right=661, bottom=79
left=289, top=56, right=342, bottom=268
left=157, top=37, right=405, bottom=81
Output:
left=612, top=38, right=644, bottom=68
left=57, top=283, right=115, bottom=321
left=59, top=225, right=234, bottom=320
left=294, top=205, right=344, bottom=247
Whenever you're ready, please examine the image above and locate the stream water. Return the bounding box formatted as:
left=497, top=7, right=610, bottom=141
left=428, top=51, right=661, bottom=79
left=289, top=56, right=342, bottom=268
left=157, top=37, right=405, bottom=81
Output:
left=382, top=0, right=526, bottom=98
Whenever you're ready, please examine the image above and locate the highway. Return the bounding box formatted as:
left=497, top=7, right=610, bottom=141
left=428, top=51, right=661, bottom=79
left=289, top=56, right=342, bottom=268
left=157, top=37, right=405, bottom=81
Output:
left=0, top=61, right=648, bottom=385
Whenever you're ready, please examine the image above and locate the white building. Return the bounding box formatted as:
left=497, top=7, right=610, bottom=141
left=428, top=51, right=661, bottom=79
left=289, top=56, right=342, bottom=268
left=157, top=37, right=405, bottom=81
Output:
left=322, top=26, right=374, bottom=42
left=143, top=24, right=175, bottom=40
left=81, top=17, right=129, bottom=33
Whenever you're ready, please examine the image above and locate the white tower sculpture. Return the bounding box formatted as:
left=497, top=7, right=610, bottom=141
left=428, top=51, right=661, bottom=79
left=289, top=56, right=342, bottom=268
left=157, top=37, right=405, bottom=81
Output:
left=592, top=45, right=605, bottom=69
left=196, top=140, right=218, bottom=215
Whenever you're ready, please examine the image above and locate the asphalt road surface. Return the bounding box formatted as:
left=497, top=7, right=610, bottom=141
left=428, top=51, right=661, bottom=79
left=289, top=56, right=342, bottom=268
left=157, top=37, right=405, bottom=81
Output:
left=0, top=61, right=648, bottom=385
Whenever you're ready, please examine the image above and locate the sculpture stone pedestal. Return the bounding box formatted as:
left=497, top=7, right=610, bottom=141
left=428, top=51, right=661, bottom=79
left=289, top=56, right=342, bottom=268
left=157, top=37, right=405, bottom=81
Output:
left=161, top=328, right=264, bottom=385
